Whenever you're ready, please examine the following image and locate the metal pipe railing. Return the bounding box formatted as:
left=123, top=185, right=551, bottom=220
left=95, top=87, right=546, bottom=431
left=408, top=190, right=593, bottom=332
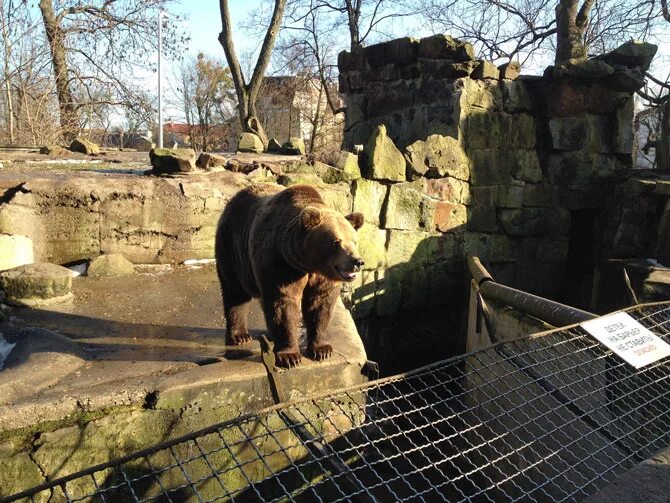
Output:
left=468, top=256, right=596, bottom=327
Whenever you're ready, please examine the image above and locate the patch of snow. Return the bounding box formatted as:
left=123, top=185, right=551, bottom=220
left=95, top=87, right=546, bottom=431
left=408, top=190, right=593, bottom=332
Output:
left=0, top=333, right=16, bottom=371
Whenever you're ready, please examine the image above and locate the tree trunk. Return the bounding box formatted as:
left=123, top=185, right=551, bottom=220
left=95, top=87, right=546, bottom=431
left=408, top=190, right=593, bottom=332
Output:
left=1, top=6, right=14, bottom=143
left=555, top=0, right=594, bottom=64
left=658, top=101, right=670, bottom=171
left=39, top=0, right=78, bottom=142
left=218, top=0, right=285, bottom=149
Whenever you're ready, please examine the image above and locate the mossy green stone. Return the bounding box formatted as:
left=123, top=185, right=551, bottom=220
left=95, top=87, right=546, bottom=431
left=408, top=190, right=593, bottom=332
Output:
left=356, top=223, right=387, bottom=270
left=364, top=125, right=406, bottom=182
left=352, top=179, right=388, bottom=226
left=238, top=133, right=264, bottom=153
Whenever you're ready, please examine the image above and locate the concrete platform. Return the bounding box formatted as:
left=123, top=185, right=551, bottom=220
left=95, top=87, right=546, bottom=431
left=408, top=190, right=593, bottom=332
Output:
left=0, top=264, right=368, bottom=497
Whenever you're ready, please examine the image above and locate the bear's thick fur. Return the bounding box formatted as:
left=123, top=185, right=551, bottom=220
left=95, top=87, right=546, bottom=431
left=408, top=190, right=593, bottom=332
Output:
left=215, top=184, right=364, bottom=367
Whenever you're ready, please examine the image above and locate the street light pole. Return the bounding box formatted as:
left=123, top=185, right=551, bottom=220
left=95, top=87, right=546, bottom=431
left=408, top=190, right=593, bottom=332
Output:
left=157, top=11, right=165, bottom=148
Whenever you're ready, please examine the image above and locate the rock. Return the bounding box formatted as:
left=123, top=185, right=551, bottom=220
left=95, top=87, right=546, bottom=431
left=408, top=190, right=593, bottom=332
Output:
left=472, top=61, right=500, bottom=80
left=277, top=173, right=323, bottom=187
left=523, top=185, right=560, bottom=208
left=282, top=137, right=306, bottom=155
left=195, top=152, right=227, bottom=170
left=149, top=148, right=197, bottom=174
left=536, top=238, right=569, bottom=263
left=0, top=263, right=73, bottom=306
left=498, top=61, right=520, bottom=80
left=87, top=253, right=135, bottom=278
left=603, top=69, right=645, bottom=92
left=356, top=223, right=387, bottom=270
left=334, top=151, right=362, bottom=180
left=599, top=40, right=658, bottom=72
left=246, top=167, right=277, bottom=183
left=69, top=137, right=100, bottom=155
left=363, top=124, right=406, bottom=182
left=384, top=181, right=424, bottom=230
left=405, top=135, right=469, bottom=181
left=423, top=200, right=467, bottom=232
left=225, top=158, right=255, bottom=174
left=422, top=177, right=470, bottom=204
left=352, top=178, right=388, bottom=226
left=418, top=34, right=475, bottom=61
left=267, top=138, right=283, bottom=153
left=0, top=234, right=33, bottom=271
left=641, top=270, right=670, bottom=302
left=39, top=145, right=69, bottom=156
left=237, top=132, right=264, bottom=153
left=499, top=208, right=570, bottom=236
left=501, top=80, right=532, bottom=112
left=471, top=185, right=524, bottom=209
left=557, top=59, right=615, bottom=79
left=548, top=117, right=589, bottom=151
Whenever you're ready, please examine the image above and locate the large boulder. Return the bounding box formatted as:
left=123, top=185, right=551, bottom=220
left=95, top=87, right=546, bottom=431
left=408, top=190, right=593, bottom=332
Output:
left=149, top=148, right=196, bottom=174
left=640, top=270, right=670, bottom=302
left=69, top=137, right=100, bottom=155
left=87, top=253, right=135, bottom=278
left=0, top=263, right=73, bottom=306
left=195, top=152, right=227, bottom=170
left=238, top=132, right=264, bottom=153
left=282, top=137, right=306, bottom=155
left=267, top=138, right=283, bottom=153
left=0, top=234, right=33, bottom=272
left=404, top=135, right=469, bottom=180
left=364, top=124, right=406, bottom=182
left=334, top=151, right=362, bottom=180
left=418, top=34, right=475, bottom=61
left=598, top=40, right=658, bottom=72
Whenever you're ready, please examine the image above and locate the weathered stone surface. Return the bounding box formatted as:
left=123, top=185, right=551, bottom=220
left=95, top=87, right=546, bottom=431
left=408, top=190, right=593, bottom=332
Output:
left=498, top=61, right=520, bottom=80
left=418, top=34, right=475, bottom=61
left=238, top=133, right=264, bottom=153
left=87, top=253, right=134, bottom=278
left=267, top=138, right=283, bottom=153
left=472, top=60, right=500, bottom=80
left=334, top=151, right=362, bottom=180
left=405, top=135, right=469, bottom=180
left=277, top=172, right=323, bottom=187
left=471, top=185, right=524, bottom=208
left=365, top=38, right=419, bottom=68
left=499, top=208, right=570, bottom=236
left=640, top=270, right=670, bottom=302
left=468, top=149, right=513, bottom=185
left=0, top=234, right=33, bottom=272
left=599, top=40, right=658, bottom=72
left=467, top=206, right=498, bottom=232
left=463, top=233, right=519, bottom=262
left=0, top=263, right=72, bottom=306
left=337, top=46, right=367, bottom=72
left=536, top=237, right=569, bottom=263
left=508, top=114, right=537, bottom=149
left=541, top=81, right=586, bottom=117
left=512, top=150, right=542, bottom=183
left=195, top=152, right=227, bottom=170
left=356, top=223, right=387, bottom=270
left=352, top=178, right=388, bottom=226
left=282, top=137, right=306, bottom=155
left=39, top=145, right=69, bottom=156
left=422, top=200, right=467, bottom=232
left=556, top=59, right=615, bottom=79
left=364, top=124, right=406, bottom=182
left=603, top=69, right=645, bottom=92
left=613, top=97, right=634, bottom=154
left=459, top=79, right=503, bottom=112
left=422, top=177, right=470, bottom=204
left=523, top=184, right=559, bottom=207
left=149, top=148, right=197, bottom=173
left=655, top=200, right=670, bottom=266
left=501, top=80, right=532, bottom=112
left=464, top=112, right=506, bottom=149
left=548, top=117, right=589, bottom=151
left=384, top=181, right=424, bottom=230
left=319, top=182, right=353, bottom=214
left=69, top=137, right=99, bottom=155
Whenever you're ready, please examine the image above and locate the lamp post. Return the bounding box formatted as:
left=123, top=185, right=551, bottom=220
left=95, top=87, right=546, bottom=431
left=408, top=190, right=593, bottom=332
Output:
left=157, top=10, right=166, bottom=148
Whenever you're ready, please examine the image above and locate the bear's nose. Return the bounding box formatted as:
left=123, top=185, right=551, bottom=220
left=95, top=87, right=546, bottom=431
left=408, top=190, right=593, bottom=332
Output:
left=353, top=258, right=364, bottom=271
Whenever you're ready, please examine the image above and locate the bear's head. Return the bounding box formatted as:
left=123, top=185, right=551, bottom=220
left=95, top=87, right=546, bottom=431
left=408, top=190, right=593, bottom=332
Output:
left=301, top=207, right=365, bottom=282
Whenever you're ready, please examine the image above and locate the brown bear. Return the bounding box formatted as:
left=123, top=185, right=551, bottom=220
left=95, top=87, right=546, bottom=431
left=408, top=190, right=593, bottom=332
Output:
left=215, top=184, right=365, bottom=368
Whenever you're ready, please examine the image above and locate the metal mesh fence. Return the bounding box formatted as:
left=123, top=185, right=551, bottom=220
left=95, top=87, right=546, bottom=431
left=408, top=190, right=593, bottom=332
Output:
left=4, top=302, right=670, bottom=503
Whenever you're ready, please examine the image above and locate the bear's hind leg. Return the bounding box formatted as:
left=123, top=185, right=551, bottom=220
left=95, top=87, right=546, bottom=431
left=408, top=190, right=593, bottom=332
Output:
left=224, top=296, right=253, bottom=345
left=303, top=275, right=340, bottom=362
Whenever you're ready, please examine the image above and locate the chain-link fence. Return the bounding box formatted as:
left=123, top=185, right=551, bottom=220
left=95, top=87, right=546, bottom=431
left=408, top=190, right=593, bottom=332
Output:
left=4, top=303, right=670, bottom=503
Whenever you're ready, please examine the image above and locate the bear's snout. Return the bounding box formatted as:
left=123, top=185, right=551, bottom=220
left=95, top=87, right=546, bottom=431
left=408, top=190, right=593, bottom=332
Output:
left=353, top=258, right=364, bottom=271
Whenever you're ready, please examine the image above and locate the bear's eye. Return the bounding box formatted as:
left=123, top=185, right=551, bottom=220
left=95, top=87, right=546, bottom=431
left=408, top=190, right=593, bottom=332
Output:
left=331, top=238, right=342, bottom=248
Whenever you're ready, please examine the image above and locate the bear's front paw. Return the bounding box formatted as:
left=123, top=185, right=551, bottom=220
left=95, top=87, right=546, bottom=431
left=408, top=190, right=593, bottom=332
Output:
left=275, top=350, right=302, bottom=368
left=227, top=333, right=252, bottom=345
left=309, top=344, right=333, bottom=362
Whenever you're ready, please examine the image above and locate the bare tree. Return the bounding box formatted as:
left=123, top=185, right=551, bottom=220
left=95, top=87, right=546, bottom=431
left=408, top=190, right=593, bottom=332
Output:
left=37, top=0, right=183, bottom=142
left=218, top=0, right=287, bottom=147
left=422, top=0, right=664, bottom=65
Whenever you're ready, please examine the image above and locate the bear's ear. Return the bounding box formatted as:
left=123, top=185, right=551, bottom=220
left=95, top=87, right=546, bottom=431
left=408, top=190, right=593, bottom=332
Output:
left=345, top=212, right=364, bottom=230
left=301, top=207, right=322, bottom=229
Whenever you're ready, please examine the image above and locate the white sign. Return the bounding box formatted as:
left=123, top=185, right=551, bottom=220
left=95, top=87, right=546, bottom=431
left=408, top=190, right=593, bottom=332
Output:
left=581, top=312, right=670, bottom=369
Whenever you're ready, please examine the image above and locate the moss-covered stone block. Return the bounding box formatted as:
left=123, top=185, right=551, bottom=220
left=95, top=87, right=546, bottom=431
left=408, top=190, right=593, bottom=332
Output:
left=319, top=182, right=353, bottom=214
left=149, top=148, right=196, bottom=173
left=405, top=134, right=470, bottom=180
left=499, top=208, right=571, bottom=236
left=463, top=233, right=519, bottom=263
left=459, top=79, right=503, bottom=112
left=422, top=177, right=471, bottom=204
left=548, top=117, right=589, bottom=151
left=357, top=223, right=387, bottom=270
left=469, top=149, right=514, bottom=185
left=334, top=151, right=362, bottom=180
left=282, top=137, right=306, bottom=155
left=384, top=181, right=424, bottom=230
left=418, top=34, right=475, bottom=61
left=364, top=124, right=406, bottom=182
left=508, top=114, right=537, bottom=149
left=512, top=150, right=543, bottom=183
left=352, top=178, right=388, bottom=226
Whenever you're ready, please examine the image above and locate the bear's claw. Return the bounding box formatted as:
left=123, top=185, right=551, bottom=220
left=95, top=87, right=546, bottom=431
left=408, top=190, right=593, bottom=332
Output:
left=275, top=350, right=302, bottom=368
left=227, top=333, right=252, bottom=345
left=309, top=344, right=333, bottom=362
